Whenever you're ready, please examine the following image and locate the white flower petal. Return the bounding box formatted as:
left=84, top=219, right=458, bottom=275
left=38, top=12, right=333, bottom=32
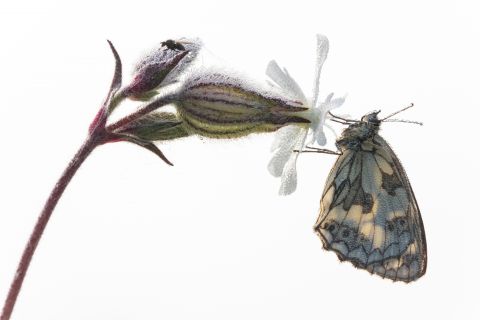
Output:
left=268, top=144, right=292, bottom=177
left=270, top=125, right=297, bottom=152
left=277, top=129, right=307, bottom=195
left=268, top=156, right=286, bottom=177
left=323, top=94, right=347, bottom=111
left=266, top=34, right=345, bottom=195
left=266, top=60, right=307, bottom=103
left=315, top=130, right=327, bottom=146
left=278, top=154, right=299, bottom=195
left=323, top=92, right=333, bottom=105
left=309, top=93, right=346, bottom=146
left=312, top=34, right=329, bottom=109
left=268, top=126, right=305, bottom=177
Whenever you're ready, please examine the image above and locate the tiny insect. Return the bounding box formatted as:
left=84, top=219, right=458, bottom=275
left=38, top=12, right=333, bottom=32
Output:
left=161, top=39, right=186, bottom=51
left=305, top=104, right=427, bottom=282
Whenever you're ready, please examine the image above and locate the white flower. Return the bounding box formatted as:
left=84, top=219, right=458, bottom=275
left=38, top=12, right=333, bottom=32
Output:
left=267, top=34, right=346, bottom=195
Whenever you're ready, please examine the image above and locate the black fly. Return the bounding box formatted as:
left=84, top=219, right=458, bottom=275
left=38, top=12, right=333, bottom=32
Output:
left=161, top=39, right=186, bottom=51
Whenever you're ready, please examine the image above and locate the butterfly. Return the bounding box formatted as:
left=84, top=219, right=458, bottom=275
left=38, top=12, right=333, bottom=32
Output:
left=306, top=105, right=427, bottom=282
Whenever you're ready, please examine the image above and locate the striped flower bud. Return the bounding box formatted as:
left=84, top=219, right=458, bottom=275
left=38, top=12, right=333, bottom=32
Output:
left=175, top=70, right=310, bottom=138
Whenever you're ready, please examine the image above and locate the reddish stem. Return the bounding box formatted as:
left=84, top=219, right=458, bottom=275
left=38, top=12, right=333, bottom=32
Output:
left=1, top=45, right=180, bottom=318
left=0, top=39, right=142, bottom=319
left=88, top=108, right=106, bottom=134
left=0, top=91, right=178, bottom=319
left=0, top=130, right=106, bottom=320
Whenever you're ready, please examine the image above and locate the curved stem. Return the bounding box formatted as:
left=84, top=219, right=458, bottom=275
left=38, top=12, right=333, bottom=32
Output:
left=1, top=81, right=178, bottom=320
left=0, top=133, right=103, bottom=320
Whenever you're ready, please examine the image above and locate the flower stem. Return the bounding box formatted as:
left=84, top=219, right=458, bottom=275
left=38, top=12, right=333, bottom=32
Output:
left=0, top=131, right=105, bottom=320
left=107, top=92, right=179, bottom=132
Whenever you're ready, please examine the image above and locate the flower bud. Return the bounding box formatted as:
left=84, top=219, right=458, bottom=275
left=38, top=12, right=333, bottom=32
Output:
left=176, top=71, right=310, bottom=138
left=122, top=38, right=202, bottom=100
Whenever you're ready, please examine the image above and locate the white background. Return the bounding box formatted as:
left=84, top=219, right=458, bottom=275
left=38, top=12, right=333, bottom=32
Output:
left=0, top=1, right=478, bottom=319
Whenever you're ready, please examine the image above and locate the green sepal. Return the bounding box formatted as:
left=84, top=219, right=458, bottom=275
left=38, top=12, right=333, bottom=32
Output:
left=128, top=90, right=160, bottom=102
left=117, top=133, right=174, bottom=166
left=116, top=112, right=190, bottom=141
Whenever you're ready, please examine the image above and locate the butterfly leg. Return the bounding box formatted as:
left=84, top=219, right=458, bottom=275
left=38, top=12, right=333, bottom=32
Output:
left=294, top=146, right=341, bottom=155
left=328, top=111, right=358, bottom=124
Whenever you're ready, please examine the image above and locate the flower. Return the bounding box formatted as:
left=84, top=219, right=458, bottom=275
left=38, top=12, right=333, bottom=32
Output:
left=105, top=36, right=345, bottom=170
left=105, top=37, right=318, bottom=166
left=267, top=34, right=346, bottom=195
left=115, top=37, right=313, bottom=140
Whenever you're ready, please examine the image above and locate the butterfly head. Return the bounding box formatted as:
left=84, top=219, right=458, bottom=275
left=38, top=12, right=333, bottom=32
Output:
left=360, top=110, right=382, bottom=126
left=336, top=111, right=381, bottom=151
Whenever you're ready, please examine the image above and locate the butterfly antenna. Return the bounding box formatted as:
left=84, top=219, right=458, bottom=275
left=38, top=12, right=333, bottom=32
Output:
left=381, top=103, right=414, bottom=121
left=383, top=118, right=423, bottom=126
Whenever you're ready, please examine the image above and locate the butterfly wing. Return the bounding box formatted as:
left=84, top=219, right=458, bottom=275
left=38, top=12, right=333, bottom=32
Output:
left=314, top=134, right=427, bottom=282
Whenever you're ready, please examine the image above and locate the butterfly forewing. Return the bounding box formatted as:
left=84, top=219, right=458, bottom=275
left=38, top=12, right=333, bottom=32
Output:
left=314, top=120, right=427, bottom=283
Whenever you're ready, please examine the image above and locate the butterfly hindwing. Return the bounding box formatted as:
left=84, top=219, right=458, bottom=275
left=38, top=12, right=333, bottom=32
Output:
left=314, top=131, right=427, bottom=282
